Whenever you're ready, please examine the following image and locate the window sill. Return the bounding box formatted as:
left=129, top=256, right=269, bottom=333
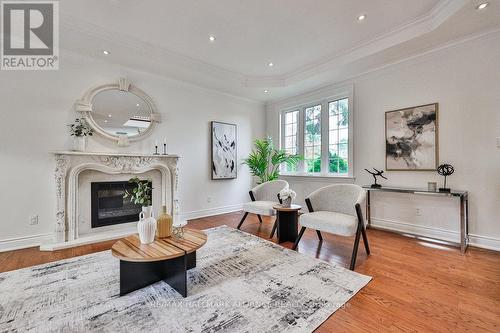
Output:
left=279, top=173, right=355, bottom=181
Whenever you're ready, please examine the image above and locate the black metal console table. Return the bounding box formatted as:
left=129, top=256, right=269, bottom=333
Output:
left=362, top=186, right=469, bottom=253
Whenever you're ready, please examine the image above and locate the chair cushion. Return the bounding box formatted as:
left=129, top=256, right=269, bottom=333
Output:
left=299, top=211, right=358, bottom=236
left=242, top=201, right=277, bottom=216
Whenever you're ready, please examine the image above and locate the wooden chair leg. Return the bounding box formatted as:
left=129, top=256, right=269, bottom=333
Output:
left=237, top=212, right=249, bottom=230
left=350, top=224, right=362, bottom=270
left=257, top=215, right=263, bottom=224
left=361, top=225, right=370, bottom=255
left=293, top=227, right=306, bottom=250
left=316, top=230, right=323, bottom=241
left=270, top=217, right=278, bottom=238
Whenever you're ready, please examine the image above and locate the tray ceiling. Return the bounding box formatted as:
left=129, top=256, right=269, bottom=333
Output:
left=60, top=0, right=500, bottom=101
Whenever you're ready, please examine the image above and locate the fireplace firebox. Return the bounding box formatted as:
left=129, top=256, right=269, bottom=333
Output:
left=91, top=181, right=152, bottom=228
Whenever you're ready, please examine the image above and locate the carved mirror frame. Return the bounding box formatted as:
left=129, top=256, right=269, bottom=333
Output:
left=75, top=78, right=161, bottom=146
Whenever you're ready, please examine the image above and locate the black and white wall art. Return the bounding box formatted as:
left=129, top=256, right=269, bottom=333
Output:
left=385, top=103, right=438, bottom=171
left=211, top=121, right=237, bottom=179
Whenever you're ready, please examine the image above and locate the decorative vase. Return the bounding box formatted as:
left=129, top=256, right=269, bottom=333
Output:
left=138, top=206, right=156, bottom=244
left=156, top=205, right=173, bottom=238
left=72, top=136, right=87, bottom=152
left=283, top=197, right=292, bottom=208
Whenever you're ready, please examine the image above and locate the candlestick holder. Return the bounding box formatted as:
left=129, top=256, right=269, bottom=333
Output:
left=162, top=143, right=167, bottom=155
left=153, top=145, right=159, bottom=155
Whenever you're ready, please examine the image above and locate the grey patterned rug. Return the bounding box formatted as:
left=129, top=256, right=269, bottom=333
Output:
left=0, top=226, right=371, bottom=332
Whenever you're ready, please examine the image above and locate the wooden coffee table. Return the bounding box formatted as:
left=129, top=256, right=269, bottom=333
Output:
left=111, top=228, right=207, bottom=297
left=272, top=204, right=302, bottom=243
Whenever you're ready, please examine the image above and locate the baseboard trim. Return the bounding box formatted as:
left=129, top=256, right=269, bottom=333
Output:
left=181, top=204, right=243, bottom=221
left=0, top=233, right=53, bottom=252
left=39, top=227, right=137, bottom=251
left=370, top=217, right=460, bottom=243
left=468, top=234, right=500, bottom=252
left=370, top=217, right=500, bottom=252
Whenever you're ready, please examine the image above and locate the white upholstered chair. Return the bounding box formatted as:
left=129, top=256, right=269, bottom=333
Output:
left=293, top=184, right=370, bottom=270
left=237, top=180, right=289, bottom=232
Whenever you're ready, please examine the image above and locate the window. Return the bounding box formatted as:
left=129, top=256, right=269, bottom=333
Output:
left=304, top=105, right=321, bottom=173
left=280, top=95, right=352, bottom=177
left=283, top=110, right=298, bottom=172
left=328, top=98, right=349, bottom=174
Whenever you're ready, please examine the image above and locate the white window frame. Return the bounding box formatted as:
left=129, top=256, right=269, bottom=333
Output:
left=279, top=90, right=354, bottom=178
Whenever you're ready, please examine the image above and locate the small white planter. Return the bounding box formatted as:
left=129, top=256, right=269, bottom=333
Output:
left=138, top=206, right=156, bottom=244
left=282, top=197, right=292, bottom=208
left=72, top=136, right=87, bottom=152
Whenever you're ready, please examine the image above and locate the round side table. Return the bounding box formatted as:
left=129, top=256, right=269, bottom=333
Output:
left=272, top=204, right=302, bottom=243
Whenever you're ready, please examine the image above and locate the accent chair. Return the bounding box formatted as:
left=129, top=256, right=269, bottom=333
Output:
left=293, top=184, right=370, bottom=270
left=237, top=180, right=289, bottom=231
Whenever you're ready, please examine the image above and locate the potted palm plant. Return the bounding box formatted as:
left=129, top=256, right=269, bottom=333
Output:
left=242, top=137, right=302, bottom=184
left=124, top=177, right=156, bottom=244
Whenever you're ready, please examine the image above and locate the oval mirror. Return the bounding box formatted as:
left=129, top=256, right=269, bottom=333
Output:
left=93, top=90, right=151, bottom=138
left=75, top=79, right=160, bottom=146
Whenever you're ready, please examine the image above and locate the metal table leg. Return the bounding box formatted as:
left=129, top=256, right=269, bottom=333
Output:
left=460, top=194, right=469, bottom=254
left=366, top=190, right=371, bottom=228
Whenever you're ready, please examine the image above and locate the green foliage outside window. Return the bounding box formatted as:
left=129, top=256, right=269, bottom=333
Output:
left=306, top=151, right=348, bottom=174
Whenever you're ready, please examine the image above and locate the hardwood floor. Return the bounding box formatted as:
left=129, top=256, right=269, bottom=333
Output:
left=1, top=212, right=499, bottom=332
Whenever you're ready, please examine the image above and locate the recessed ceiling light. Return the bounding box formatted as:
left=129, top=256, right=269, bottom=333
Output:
left=476, top=2, right=488, bottom=10
left=357, top=14, right=366, bottom=21
left=208, top=35, right=216, bottom=42
left=136, top=103, right=140, bottom=107
left=103, top=50, right=110, bottom=55
left=104, top=120, right=108, bottom=123
left=264, top=90, right=269, bottom=93
left=108, top=114, right=112, bottom=118
left=268, top=62, right=274, bottom=67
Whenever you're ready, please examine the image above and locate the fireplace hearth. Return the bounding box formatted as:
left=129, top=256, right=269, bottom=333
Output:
left=91, top=181, right=151, bottom=228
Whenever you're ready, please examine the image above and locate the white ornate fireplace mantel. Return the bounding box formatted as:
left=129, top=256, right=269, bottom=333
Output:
left=40, top=151, right=179, bottom=251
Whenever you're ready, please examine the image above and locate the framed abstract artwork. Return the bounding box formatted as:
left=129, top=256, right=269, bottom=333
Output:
left=385, top=103, right=439, bottom=171
left=211, top=121, right=237, bottom=179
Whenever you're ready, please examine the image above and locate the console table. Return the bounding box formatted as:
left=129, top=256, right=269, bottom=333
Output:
left=363, top=186, right=469, bottom=253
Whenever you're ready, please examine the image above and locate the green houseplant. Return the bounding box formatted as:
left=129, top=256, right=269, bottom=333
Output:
left=124, top=177, right=156, bottom=244
left=124, top=177, right=152, bottom=207
left=242, top=138, right=302, bottom=184
left=68, top=118, right=93, bottom=152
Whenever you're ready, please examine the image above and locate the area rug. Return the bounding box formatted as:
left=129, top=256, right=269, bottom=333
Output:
left=0, top=226, right=371, bottom=332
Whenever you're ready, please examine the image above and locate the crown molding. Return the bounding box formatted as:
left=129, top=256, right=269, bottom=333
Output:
left=60, top=0, right=469, bottom=91
left=281, top=0, right=468, bottom=85
left=267, top=27, right=500, bottom=105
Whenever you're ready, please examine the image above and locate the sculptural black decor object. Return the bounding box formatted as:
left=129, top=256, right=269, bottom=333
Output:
left=437, top=163, right=454, bottom=192
left=365, top=168, right=387, bottom=188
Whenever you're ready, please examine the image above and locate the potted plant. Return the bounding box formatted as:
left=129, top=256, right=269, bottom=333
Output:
left=279, top=188, right=296, bottom=207
left=68, top=118, right=93, bottom=151
left=124, top=177, right=156, bottom=244
left=242, top=137, right=302, bottom=184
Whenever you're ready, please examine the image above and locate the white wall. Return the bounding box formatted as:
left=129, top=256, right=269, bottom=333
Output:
left=266, top=32, right=500, bottom=250
left=0, top=50, right=265, bottom=250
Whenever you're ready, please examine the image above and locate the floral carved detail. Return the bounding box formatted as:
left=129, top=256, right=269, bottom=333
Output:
left=165, top=158, right=180, bottom=198
left=99, top=156, right=156, bottom=172
left=55, top=211, right=65, bottom=231
left=54, top=155, right=68, bottom=199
